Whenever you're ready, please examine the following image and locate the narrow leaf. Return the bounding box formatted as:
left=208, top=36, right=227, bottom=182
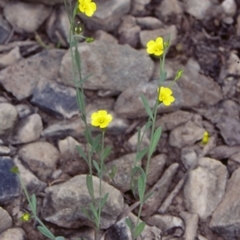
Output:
left=99, top=193, right=108, bottom=209
left=159, top=70, right=167, bottom=83
left=140, top=94, right=153, bottom=120
left=138, top=173, right=146, bottom=202
left=125, top=217, right=133, bottom=230
left=103, top=146, right=111, bottom=160
left=74, top=46, right=81, bottom=77
left=93, top=160, right=100, bottom=174
left=134, top=222, right=146, bottom=238
left=136, top=147, right=149, bottom=161
left=149, top=126, right=162, bottom=158
left=30, top=194, right=37, bottom=214
left=108, top=165, right=117, bottom=179
left=91, top=134, right=101, bottom=152
left=143, top=191, right=154, bottom=203
left=37, top=226, right=55, bottom=239
left=76, top=145, right=87, bottom=162
left=55, top=237, right=65, bottom=240
left=90, top=203, right=98, bottom=221
left=144, top=120, right=152, bottom=131
left=86, top=175, right=95, bottom=199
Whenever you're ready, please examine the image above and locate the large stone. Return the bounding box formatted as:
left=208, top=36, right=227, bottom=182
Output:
left=4, top=1, right=51, bottom=33
left=0, top=227, right=26, bottom=240
left=210, top=167, right=240, bottom=239
left=184, top=158, right=228, bottom=220
left=59, top=40, right=154, bottom=92
left=0, top=15, right=11, bottom=44
left=114, top=80, right=183, bottom=119
left=0, top=207, right=12, bottom=233
left=41, top=175, right=124, bottom=229
left=0, top=49, right=65, bottom=100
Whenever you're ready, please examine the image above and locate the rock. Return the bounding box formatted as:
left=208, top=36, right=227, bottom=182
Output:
left=0, top=103, right=18, bottom=136
left=217, top=117, right=240, bottom=146
left=0, top=227, right=26, bottom=240
left=94, top=30, right=118, bottom=44
left=41, top=175, right=124, bottom=229
left=31, top=79, right=79, bottom=119
left=18, top=141, right=59, bottom=182
left=23, top=0, right=69, bottom=5
left=4, top=1, right=51, bottom=33
left=14, top=157, right=46, bottom=194
left=230, top=151, right=240, bottom=163
left=0, top=207, right=12, bottom=233
left=11, top=114, right=43, bottom=144
left=79, top=0, right=131, bottom=32
left=105, top=217, right=132, bottom=240
left=0, top=47, right=21, bottom=69
left=185, top=0, right=212, bottom=20
left=59, top=40, right=154, bottom=92
left=0, top=15, right=11, bottom=44
left=184, top=157, right=228, bottom=220
left=0, top=157, right=20, bottom=204
left=155, top=0, right=183, bottom=17
left=58, top=136, right=88, bottom=176
left=15, top=104, right=33, bottom=119
left=156, top=110, right=193, bottom=131
left=0, top=145, right=11, bottom=156
left=131, top=0, right=151, bottom=16
left=210, top=167, right=240, bottom=239
left=141, top=163, right=179, bottom=217
left=136, top=17, right=163, bottom=30
left=41, top=117, right=85, bottom=139
left=144, top=214, right=184, bottom=237
left=118, top=15, right=141, bottom=48
left=143, top=154, right=166, bottom=186
left=46, top=5, right=70, bottom=47
left=0, top=49, right=65, bottom=100
left=169, top=121, right=205, bottom=148
left=140, top=25, right=177, bottom=48
left=209, top=145, right=240, bottom=160
left=104, top=153, right=140, bottom=192
left=181, top=145, right=201, bottom=169
left=180, top=211, right=199, bottom=240
left=114, top=80, right=183, bottom=119
left=222, top=0, right=237, bottom=16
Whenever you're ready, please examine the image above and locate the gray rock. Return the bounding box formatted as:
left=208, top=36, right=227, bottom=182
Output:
left=79, top=0, right=131, bottom=32
left=114, top=80, right=183, bottom=119
left=136, top=17, right=163, bottom=30
left=131, top=0, right=151, bottom=16
left=15, top=104, right=33, bottom=119
left=209, top=145, right=240, bottom=160
left=31, top=79, right=79, bottom=119
left=0, top=157, right=20, bottom=204
left=14, top=157, right=46, bottom=194
left=118, top=15, right=140, bottom=48
left=155, top=0, right=183, bottom=17
left=94, top=30, right=118, bottom=44
left=184, top=157, right=228, bottom=220
left=217, top=117, right=240, bottom=146
left=141, top=163, right=179, bottom=217
left=222, top=0, right=237, bottom=16
left=144, top=214, right=184, bottom=237
left=58, top=136, right=88, bottom=176
left=18, top=141, right=59, bottom=182
left=0, top=15, right=11, bottom=44
left=0, top=103, right=18, bottom=136
left=0, top=146, right=11, bottom=156
left=41, top=174, right=124, bottom=229
left=59, top=40, right=154, bottom=92
left=0, top=47, right=21, bottom=69
left=140, top=25, right=177, bottom=48
left=11, top=113, right=43, bottom=144
left=181, top=146, right=200, bottom=169
left=0, top=227, right=26, bottom=240
left=185, top=0, right=212, bottom=20
left=46, top=5, right=70, bottom=47
left=210, top=167, right=240, bottom=239
left=4, top=1, right=51, bottom=33
left=0, top=206, right=12, bottom=233
left=156, top=110, right=193, bottom=131
left=180, top=211, right=199, bottom=240
left=104, top=153, right=140, bottom=192
left=0, top=49, right=65, bottom=100
left=169, top=121, right=205, bottom=148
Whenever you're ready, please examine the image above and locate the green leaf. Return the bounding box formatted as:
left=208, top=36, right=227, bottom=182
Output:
left=90, top=202, right=98, bottom=221
left=74, top=46, right=81, bottom=77
left=138, top=172, right=146, bottom=202
left=84, top=129, right=93, bottom=146
left=143, top=191, right=154, bottom=203
left=103, top=146, right=111, bottom=160
left=10, top=166, right=19, bottom=174
left=125, top=217, right=133, bottom=230
left=134, top=222, right=146, bottom=238
left=86, top=37, right=94, bottom=43
left=86, top=175, right=95, bottom=199
left=55, top=237, right=65, bottom=240
left=136, top=147, right=149, bottom=161
left=73, top=1, right=79, bottom=18
left=99, top=193, right=108, bottom=209
left=76, top=145, right=87, bottom=162
left=37, top=226, right=55, bottom=240
left=159, top=70, right=167, bottom=83
left=144, top=120, right=152, bottom=131
left=93, top=160, right=100, bottom=174
left=76, top=88, right=85, bottom=114
left=91, top=134, right=101, bottom=153
left=108, top=165, right=117, bottom=179
left=140, top=94, right=153, bottom=120
left=174, top=69, right=183, bottom=81
left=79, top=74, right=92, bottom=85
left=30, top=194, right=37, bottom=215
left=148, top=126, right=162, bottom=158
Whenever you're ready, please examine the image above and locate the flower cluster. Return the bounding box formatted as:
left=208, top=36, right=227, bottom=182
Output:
left=158, top=87, right=175, bottom=106
left=91, top=110, right=113, bottom=129
left=78, top=0, right=97, bottom=17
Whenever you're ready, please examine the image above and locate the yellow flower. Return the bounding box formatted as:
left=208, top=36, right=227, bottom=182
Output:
left=91, top=110, right=113, bottom=129
left=20, top=213, right=31, bottom=222
left=201, top=131, right=209, bottom=144
left=158, top=87, right=175, bottom=106
left=78, top=0, right=97, bottom=17
left=146, top=37, right=164, bottom=56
